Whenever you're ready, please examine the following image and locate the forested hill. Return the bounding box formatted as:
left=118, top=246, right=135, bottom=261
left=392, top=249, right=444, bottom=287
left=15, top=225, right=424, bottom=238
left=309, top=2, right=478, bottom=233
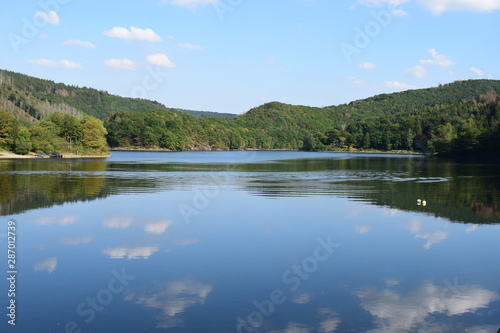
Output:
left=2, top=68, right=500, bottom=159
left=338, top=79, right=500, bottom=118
left=0, top=69, right=230, bottom=122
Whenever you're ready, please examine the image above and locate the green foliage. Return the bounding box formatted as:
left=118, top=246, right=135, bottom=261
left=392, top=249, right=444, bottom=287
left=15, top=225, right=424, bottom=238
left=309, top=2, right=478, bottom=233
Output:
left=0, top=69, right=229, bottom=121
left=0, top=110, right=18, bottom=150
left=26, top=113, right=108, bottom=154
left=14, top=127, right=32, bottom=155
left=81, top=117, right=108, bottom=153
left=30, top=120, right=65, bottom=153
left=3, top=68, right=500, bottom=159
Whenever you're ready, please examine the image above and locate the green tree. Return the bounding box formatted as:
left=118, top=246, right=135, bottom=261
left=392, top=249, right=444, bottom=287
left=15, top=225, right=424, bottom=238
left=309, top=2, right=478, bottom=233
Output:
left=14, top=127, right=32, bottom=155
left=30, top=121, right=65, bottom=153
left=80, top=117, right=108, bottom=153
left=362, top=132, right=371, bottom=149
left=0, top=110, right=18, bottom=150
left=44, top=112, right=83, bottom=150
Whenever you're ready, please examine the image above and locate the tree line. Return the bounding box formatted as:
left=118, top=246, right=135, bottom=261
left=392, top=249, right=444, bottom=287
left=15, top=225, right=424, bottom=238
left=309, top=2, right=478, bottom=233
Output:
left=101, top=93, right=500, bottom=160
left=0, top=110, right=108, bottom=155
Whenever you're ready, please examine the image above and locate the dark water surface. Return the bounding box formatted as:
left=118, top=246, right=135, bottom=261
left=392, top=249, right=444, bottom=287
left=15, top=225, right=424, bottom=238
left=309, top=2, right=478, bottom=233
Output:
left=1, top=151, right=499, bottom=333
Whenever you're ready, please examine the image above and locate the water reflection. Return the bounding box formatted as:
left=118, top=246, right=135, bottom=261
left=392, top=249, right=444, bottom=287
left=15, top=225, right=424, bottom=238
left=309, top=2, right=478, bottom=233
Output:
left=127, top=279, right=213, bottom=329
left=269, top=309, right=341, bottom=333
left=103, top=216, right=134, bottom=228
left=355, top=281, right=499, bottom=332
left=405, top=219, right=449, bottom=249
left=144, top=220, right=172, bottom=234
left=1, top=152, right=499, bottom=225
left=34, top=257, right=58, bottom=273
left=60, top=235, right=92, bottom=245
left=102, top=246, right=159, bottom=259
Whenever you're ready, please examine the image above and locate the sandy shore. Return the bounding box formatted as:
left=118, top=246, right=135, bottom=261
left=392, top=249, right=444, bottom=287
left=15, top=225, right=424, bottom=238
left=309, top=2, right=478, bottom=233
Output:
left=0, top=151, right=110, bottom=159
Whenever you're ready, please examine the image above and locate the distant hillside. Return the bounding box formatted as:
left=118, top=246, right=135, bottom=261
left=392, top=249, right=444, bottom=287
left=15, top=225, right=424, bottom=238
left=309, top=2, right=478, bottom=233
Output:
left=180, top=109, right=237, bottom=119
left=0, top=69, right=232, bottom=122
left=340, top=79, right=500, bottom=118
left=2, top=68, right=500, bottom=159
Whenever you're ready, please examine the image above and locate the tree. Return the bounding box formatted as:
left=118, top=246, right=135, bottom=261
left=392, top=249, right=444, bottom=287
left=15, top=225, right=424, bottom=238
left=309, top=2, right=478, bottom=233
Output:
left=30, top=121, right=65, bottom=153
left=0, top=110, right=18, bottom=150
left=80, top=117, right=108, bottom=153
left=14, top=127, right=32, bottom=155
left=362, top=132, right=371, bottom=149
left=429, top=123, right=456, bottom=155
left=43, top=112, right=82, bottom=150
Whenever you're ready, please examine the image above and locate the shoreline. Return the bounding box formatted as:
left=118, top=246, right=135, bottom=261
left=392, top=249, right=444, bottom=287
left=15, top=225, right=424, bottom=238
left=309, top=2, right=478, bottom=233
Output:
left=1, top=149, right=422, bottom=159
left=0, top=151, right=110, bottom=159
left=110, top=147, right=423, bottom=155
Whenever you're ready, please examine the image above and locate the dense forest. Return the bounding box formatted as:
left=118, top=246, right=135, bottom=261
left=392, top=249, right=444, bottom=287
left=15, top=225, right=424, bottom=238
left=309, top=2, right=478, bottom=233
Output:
left=1, top=69, right=500, bottom=159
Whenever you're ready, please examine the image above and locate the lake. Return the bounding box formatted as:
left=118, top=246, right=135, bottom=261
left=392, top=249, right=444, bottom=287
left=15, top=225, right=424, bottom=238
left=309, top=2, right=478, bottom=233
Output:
left=1, top=151, right=499, bottom=333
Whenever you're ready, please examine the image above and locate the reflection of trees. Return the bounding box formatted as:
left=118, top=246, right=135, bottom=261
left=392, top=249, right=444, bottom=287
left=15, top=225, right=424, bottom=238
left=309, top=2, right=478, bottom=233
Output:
left=0, top=160, right=162, bottom=216
left=241, top=157, right=500, bottom=225
left=2, top=156, right=499, bottom=224
left=0, top=160, right=107, bottom=215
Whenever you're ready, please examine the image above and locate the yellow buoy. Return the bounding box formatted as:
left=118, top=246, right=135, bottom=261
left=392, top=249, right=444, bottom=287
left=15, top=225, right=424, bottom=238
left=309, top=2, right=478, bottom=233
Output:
left=422, top=200, right=427, bottom=206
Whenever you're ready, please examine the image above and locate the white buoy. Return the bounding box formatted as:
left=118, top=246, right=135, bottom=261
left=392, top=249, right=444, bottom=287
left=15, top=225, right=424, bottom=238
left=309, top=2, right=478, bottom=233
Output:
left=417, top=199, right=421, bottom=205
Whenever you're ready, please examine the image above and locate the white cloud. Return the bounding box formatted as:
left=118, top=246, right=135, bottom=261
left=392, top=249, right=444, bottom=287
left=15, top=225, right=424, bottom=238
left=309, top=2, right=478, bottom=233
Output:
left=292, top=292, right=311, bottom=304
left=355, top=225, right=372, bottom=234
left=416, top=230, right=448, bottom=249
left=270, top=322, right=311, bottom=333
left=61, top=236, right=92, bottom=245
left=102, top=246, right=159, bottom=259
left=359, top=62, right=376, bottom=70
left=146, top=53, right=175, bottom=68
left=470, top=67, right=486, bottom=78
left=63, top=39, right=96, bottom=48
left=178, top=43, right=202, bottom=50
left=28, top=59, right=82, bottom=69
left=420, top=48, right=454, bottom=67
left=161, top=0, right=217, bottom=8
left=417, top=0, right=500, bottom=14
left=104, top=26, right=162, bottom=42
left=355, top=281, right=499, bottom=332
left=465, top=224, right=478, bottom=233
left=176, top=239, right=198, bottom=246
left=59, top=60, right=82, bottom=69
left=103, top=216, right=134, bottom=228
left=384, top=81, right=416, bottom=90
left=130, top=279, right=213, bottom=329
left=381, top=208, right=403, bottom=216
left=404, top=219, right=448, bottom=249
left=407, top=64, right=426, bottom=78
left=35, top=10, right=60, bottom=24
left=34, top=258, right=57, bottom=273
left=392, top=8, right=409, bottom=15
left=145, top=220, right=172, bottom=234
left=104, top=58, right=136, bottom=71
left=358, top=0, right=409, bottom=6
left=349, top=76, right=365, bottom=87
left=385, top=279, right=400, bottom=286
left=28, top=59, right=59, bottom=67
left=32, top=215, right=80, bottom=224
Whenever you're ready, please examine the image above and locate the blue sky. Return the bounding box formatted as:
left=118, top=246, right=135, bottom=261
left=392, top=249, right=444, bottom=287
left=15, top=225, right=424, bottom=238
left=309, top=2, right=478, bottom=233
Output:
left=1, top=0, right=499, bottom=114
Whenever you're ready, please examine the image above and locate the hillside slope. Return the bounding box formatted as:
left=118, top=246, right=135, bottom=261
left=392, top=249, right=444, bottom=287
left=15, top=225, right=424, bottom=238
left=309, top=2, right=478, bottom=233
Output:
left=0, top=69, right=231, bottom=121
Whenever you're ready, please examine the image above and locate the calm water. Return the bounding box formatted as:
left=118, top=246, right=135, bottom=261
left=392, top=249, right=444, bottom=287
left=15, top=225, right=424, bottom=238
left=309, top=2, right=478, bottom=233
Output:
left=1, top=151, right=499, bottom=333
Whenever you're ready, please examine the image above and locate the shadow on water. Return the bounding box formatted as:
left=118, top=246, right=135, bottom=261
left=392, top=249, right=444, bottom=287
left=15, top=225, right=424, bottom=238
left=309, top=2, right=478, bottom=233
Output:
left=1, top=153, right=499, bottom=224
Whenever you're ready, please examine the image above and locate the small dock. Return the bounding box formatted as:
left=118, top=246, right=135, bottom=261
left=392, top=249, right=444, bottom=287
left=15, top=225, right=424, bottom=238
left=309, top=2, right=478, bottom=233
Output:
left=35, top=153, right=64, bottom=158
